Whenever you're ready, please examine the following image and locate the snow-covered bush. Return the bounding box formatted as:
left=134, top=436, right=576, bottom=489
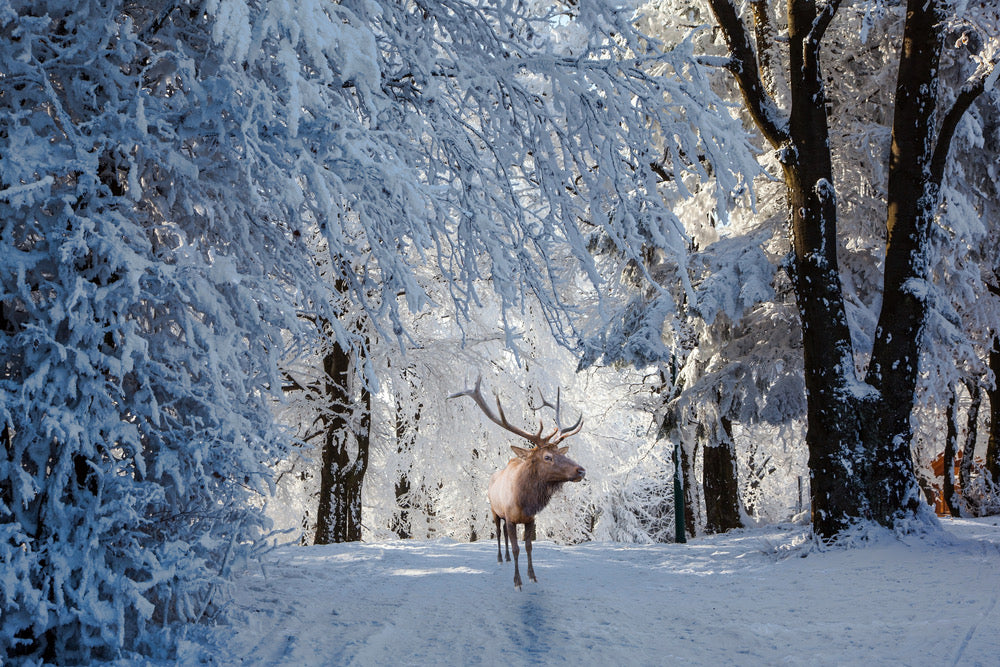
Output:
left=0, top=1, right=327, bottom=660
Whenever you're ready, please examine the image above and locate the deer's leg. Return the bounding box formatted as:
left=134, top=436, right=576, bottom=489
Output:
left=508, top=522, right=522, bottom=590
left=503, top=519, right=511, bottom=561
left=493, top=512, right=503, bottom=563
left=525, top=520, right=537, bottom=583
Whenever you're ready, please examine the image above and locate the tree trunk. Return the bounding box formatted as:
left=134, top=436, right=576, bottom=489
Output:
left=783, top=0, right=870, bottom=537
left=657, top=402, right=697, bottom=537
left=391, top=372, right=421, bottom=539
left=707, top=0, right=865, bottom=539
left=684, top=442, right=698, bottom=536
left=392, top=476, right=412, bottom=539
left=682, top=433, right=700, bottom=536
left=943, top=388, right=960, bottom=516
left=987, top=337, right=1000, bottom=484
left=861, top=0, right=947, bottom=526
left=314, top=341, right=371, bottom=544
left=703, top=417, right=743, bottom=533
left=672, top=440, right=687, bottom=543
left=960, top=381, right=982, bottom=516
left=744, top=441, right=774, bottom=518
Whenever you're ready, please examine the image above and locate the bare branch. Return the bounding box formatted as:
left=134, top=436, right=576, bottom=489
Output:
left=649, top=160, right=673, bottom=183
left=695, top=55, right=737, bottom=70
left=749, top=0, right=779, bottom=99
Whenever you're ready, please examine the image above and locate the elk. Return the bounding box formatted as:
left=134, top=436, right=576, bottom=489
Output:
left=449, top=376, right=585, bottom=590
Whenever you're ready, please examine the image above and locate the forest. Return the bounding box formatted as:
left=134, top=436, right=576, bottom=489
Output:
left=1, top=0, right=998, bottom=662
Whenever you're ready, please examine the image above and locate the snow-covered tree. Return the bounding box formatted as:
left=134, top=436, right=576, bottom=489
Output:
left=572, top=0, right=801, bottom=538
left=0, top=0, right=334, bottom=659
left=588, top=0, right=1000, bottom=539
left=702, top=0, right=1000, bottom=537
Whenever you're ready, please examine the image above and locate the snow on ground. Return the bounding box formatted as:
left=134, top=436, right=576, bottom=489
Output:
left=190, top=518, right=1000, bottom=665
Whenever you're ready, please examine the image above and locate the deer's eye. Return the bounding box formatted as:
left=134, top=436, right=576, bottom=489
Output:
left=543, top=454, right=553, bottom=462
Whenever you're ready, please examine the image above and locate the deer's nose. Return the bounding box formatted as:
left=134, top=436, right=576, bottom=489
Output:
left=574, top=466, right=586, bottom=481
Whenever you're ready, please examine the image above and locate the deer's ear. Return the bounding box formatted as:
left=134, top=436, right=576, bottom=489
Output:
left=557, top=446, right=569, bottom=455
left=511, top=445, right=531, bottom=459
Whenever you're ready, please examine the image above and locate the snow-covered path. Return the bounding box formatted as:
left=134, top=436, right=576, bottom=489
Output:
left=199, top=519, right=1000, bottom=665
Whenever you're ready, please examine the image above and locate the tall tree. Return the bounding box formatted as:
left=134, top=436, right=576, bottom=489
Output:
left=703, top=0, right=999, bottom=537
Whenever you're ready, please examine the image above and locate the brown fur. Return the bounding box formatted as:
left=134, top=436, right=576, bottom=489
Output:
left=488, top=443, right=585, bottom=589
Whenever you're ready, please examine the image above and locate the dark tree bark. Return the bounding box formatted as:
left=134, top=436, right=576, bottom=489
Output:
left=314, top=341, right=371, bottom=544
left=786, top=0, right=876, bottom=537
left=681, top=440, right=697, bottom=537
left=861, top=0, right=948, bottom=525
left=709, top=0, right=867, bottom=536
left=704, top=0, right=994, bottom=537
left=987, top=336, right=1000, bottom=484
left=672, top=441, right=688, bottom=543
left=944, top=388, right=961, bottom=517
left=703, top=416, right=743, bottom=533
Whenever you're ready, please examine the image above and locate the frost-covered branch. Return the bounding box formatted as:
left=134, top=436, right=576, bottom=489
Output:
left=807, top=0, right=843, bottom=54
left=705, top=0, right=790, bottom=148
left=749, top=0, right=780, bottom=100
left=931, top=58, right=999, bottom=186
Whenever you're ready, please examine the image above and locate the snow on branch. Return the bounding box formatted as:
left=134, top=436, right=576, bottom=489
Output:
left=705, top=0, right=790, bottom=149
left=807, top=0, right=844, bottom=52
left=931, top=56, right=999, bottom=186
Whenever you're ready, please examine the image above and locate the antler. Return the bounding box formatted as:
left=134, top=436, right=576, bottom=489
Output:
left=449, top=376, right=583, bottom=448
left=531, top=387, right=584, bottom=445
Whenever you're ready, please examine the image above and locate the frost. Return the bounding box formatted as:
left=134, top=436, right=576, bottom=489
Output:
left=814, top=178, right=836, bottom=202
left=206, top=0, right=253, bottom=63
left=0, top=175, right=54, bottom=204
left=694, top=232, right=777, bottom=326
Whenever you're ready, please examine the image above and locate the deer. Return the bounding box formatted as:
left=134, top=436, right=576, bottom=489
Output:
left=449, top=376, right=586, bottom=590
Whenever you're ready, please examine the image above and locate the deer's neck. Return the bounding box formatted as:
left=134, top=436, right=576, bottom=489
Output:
left=517, top=467, right=565, bottom=518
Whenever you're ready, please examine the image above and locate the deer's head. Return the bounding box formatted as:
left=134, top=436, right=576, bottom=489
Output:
left=510, top=443, right=586, bottom=483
